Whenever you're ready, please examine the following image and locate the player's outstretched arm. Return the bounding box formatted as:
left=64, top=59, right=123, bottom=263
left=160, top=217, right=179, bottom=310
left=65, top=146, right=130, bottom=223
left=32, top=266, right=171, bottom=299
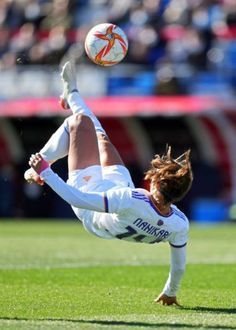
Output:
left=155, top=293, right=181, bottom=306
left=156, top=245, right=186, bottom=306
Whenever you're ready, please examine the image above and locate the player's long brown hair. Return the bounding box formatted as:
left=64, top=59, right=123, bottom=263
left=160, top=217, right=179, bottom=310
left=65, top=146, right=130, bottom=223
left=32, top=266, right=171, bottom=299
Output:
left=144, top=146, right=193, bottom=204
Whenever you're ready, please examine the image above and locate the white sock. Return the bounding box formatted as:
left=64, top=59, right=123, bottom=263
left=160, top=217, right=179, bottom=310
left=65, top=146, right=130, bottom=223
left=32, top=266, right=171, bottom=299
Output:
left=67, top=92, right=106, bottom=135
left=40, top=117, right=70, bottom=163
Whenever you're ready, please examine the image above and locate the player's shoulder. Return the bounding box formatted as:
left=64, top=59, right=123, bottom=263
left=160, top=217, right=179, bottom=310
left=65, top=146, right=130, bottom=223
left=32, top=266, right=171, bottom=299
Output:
left=171, top=204, right=189, bottom=231
left=106, top=185, right=134, bottom=199
left=130, top=188, right=150, bottom=199
left=108, top=187, right=152, bottom=206
left=133, top=188, right=150, bottom=195
left=108, top=187, right=150, bottom=199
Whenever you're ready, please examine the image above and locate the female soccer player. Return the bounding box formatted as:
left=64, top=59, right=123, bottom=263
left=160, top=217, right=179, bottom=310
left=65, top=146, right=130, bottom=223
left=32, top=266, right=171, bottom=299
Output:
left=25, top=62, right=193, bottom=306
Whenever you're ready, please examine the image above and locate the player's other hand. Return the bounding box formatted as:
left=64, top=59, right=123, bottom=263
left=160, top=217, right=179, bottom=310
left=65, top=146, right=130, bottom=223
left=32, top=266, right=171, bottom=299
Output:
left=155, top=293, right=181, bottom=306
left=29, top=153, right=49, bottom=175
left=24, top=168, right=44, bottom=186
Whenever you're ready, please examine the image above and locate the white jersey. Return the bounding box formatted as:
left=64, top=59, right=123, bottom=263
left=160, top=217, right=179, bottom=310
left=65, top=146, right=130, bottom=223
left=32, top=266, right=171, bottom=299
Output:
left=82, top=187, right=189, bottom=247
left=40, top=168, right=189, bottom=246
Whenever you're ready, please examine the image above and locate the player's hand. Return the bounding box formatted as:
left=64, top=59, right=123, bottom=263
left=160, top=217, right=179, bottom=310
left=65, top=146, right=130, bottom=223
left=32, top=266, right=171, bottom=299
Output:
left=154, top=293, right=181, bottom=306
left=29, top=153, right=49, bottom=175
left=24, top=168, right=44, bottom=186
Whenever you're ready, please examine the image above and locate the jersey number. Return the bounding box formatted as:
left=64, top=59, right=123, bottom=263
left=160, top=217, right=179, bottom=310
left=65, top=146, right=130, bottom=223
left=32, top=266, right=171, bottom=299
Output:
left=116, top=225, right=162, bottom=244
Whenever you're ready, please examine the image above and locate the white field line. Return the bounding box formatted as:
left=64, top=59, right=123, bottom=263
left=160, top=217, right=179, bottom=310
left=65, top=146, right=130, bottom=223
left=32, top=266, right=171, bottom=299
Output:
left=0, top=258, right=235, bottom=270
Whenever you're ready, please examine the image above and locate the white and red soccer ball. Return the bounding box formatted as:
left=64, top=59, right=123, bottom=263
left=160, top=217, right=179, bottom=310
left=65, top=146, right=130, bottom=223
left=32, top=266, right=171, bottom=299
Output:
left=85, top=23, right=128, bottom=66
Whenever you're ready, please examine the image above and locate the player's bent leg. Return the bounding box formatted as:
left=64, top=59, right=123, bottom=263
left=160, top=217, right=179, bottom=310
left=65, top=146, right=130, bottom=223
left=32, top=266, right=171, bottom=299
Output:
left=97, top=133, right=124, bottom=167
left=68, top=114, right=100, bottom=172
left=24, top=117, right=72, bottom=185
left=97, top=133, right=135, bottom=188
left=40, top=117, right=70, bottom=163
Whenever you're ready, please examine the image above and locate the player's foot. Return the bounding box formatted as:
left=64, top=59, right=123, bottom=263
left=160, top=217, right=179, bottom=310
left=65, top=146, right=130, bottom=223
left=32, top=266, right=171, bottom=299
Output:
left=24, top=168, right=44, bottom=186
left=60, top=61, right=77, bottom=110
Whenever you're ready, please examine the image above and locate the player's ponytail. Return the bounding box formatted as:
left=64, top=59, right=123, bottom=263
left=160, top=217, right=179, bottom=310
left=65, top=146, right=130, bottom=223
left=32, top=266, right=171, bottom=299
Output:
left=144, top=146, right=193, bottom=204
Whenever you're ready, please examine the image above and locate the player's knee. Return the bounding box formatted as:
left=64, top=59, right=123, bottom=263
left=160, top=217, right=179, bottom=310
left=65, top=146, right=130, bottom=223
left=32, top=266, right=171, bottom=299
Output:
left=69, top=114, right=93, bottom=133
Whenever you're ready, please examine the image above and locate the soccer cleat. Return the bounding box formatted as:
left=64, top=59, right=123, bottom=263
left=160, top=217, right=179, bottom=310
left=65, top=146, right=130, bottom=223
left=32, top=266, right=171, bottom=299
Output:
left=60, top=61, right=77, bottom=110
left=24, top=168, right=44, bottom=186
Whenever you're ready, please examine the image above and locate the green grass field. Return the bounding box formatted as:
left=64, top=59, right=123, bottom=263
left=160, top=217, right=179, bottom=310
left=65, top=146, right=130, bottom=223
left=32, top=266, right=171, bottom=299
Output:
left=0, top=220, right=235, bottom=329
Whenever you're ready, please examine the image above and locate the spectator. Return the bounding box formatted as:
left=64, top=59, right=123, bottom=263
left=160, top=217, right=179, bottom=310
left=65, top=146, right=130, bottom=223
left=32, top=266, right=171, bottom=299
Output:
left=0, top=0, right=235, bottom=91
left=40, top=25, right=70, bottom=64
left=40, top=0, right=72, bottom=29
left=10, top=22, right=36, bottom=60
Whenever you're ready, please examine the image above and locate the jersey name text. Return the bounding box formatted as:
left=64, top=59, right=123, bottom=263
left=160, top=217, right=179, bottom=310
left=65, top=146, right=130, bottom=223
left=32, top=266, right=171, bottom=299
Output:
left=133, top=218, right=170, bottom=239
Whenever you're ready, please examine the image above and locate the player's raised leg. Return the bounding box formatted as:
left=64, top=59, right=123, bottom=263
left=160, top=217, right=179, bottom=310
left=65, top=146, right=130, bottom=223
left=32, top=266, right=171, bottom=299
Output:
left=61, top=61, right=124, bottom=167
left=67, top=114, right=100, bottom=172
left=39, top=119, right=70, bottom=163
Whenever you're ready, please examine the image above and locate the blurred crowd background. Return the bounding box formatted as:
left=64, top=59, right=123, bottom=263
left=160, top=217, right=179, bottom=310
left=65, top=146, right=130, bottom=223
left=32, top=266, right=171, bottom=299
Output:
left=0, top=0, right=236, bottom=222
left=0, top=0, right=236, bottom=95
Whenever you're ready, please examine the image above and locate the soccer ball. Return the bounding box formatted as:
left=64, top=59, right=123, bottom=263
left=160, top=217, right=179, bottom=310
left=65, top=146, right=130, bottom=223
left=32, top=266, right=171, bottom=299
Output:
left=84, top=23, right=128, bottom=66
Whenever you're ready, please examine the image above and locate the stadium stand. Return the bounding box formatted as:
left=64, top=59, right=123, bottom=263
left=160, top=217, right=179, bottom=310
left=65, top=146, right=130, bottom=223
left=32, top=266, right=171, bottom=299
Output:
left=0, top=0, right=236, bottom=219
left=0, top=0, right=235, bottom=95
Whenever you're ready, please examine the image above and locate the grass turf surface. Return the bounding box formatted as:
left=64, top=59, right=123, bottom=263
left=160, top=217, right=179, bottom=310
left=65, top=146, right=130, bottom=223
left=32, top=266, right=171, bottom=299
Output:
left=0, top=221, right=235, bottom=329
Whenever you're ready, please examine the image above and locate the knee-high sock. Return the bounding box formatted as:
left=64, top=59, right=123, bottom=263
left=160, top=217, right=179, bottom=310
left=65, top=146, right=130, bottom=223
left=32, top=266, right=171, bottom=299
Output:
left=67, top=92, right=106, bottom=135
left=40, top=117, right=70, bottom=163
